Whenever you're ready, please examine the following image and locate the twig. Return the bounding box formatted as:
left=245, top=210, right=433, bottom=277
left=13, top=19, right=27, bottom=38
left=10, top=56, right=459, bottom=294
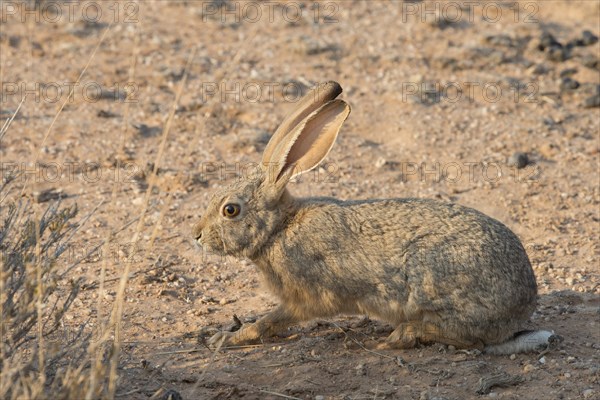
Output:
left=476, top=372, right=525, bottom=395
left=152, top=348, right=207, bottom=356
left=258, top=390, right=302, bottom=400
left=329, top=321, right=398, bottom=363
left=115, top=388, right=142, bottom=397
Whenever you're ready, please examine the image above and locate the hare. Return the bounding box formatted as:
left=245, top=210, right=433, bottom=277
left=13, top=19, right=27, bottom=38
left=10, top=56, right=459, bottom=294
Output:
left=193, top=81, right=557, bottom=354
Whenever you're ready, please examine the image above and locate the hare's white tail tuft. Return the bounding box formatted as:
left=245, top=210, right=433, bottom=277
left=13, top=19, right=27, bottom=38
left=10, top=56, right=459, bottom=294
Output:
left=483, top=330, right=562, bottom=355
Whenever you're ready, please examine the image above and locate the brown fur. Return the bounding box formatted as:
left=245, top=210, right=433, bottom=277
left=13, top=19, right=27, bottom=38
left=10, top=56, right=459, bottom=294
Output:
left=193, top=81, right=538, bottom=351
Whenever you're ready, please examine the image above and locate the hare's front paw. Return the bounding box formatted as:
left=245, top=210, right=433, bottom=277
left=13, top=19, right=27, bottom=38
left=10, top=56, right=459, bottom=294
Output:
left=208, top=330, right=237, bottom=349
left=208, top=325, right=261, bottom=349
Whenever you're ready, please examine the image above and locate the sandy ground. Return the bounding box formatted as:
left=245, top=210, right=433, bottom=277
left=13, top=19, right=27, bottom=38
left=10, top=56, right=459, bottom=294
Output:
left=1, top=1, right=599, bottom=399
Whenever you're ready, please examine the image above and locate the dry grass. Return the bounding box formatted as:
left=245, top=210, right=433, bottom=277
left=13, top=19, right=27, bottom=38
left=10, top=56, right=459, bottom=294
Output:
left=0, top=6, right=127, bottom=398
left=0, top=1, right=261, bottom=397
left=0, top=176, right=95, bottom=399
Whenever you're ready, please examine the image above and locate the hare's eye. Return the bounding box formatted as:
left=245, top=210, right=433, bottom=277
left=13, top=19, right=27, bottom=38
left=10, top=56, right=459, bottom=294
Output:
left=222, top=203, right=241, bottom=218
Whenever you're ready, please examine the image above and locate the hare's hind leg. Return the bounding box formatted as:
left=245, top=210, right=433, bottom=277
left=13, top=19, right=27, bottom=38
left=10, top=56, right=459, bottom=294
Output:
left=419, top=322, right=484, bottom=349
left=377, top=321, right=483, bottom=350
left=209, top=306, right=296, bottom=349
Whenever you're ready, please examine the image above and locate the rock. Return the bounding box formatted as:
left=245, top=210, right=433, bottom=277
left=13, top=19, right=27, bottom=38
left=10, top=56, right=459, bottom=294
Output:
left=160, top=389, right=183, bottom=400
left=133, top=123, right=162, bottom=138
left=581, top=54, right=599, bottom=70
left=530, top=64, right=550, bottom=75
left=582, top=30, right=599, bottom=46
left=510, top=354, right=516, bottom=360
left=508, top=152, right=529, bottom=169
left=538, top=32, right=561, bottom=51
left=97, top=110, right=120, bottom=118
left=565, top=277, right=576, bottom=286
left=582, top=388, right=595, bottom=399
left=486, top=34, right=515, bottom=47
left=8, top=35, right=21, bottom=48
left=34, top=188, right=66, bottom=203
left=547, top=45, right=568, bottom=62
left=375, top=157, right=387, bottom=169
left=583, top=94, right=600, bottom=108
left=523, top=364, right=536, bottom=373
left=315, top=396, right=325, bottom=400
left=355, top=363, right=366, bottom=376
left=560, top=77, right=580, bottom=91
left=559, top=68, right=578, bottom=78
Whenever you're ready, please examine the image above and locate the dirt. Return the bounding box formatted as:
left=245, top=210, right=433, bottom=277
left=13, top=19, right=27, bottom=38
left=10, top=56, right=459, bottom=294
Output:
left=1, top=1, right=599, bottom=399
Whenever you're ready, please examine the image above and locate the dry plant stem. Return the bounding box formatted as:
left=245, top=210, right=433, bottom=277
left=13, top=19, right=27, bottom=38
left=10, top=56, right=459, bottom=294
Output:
left=0, top=248, right=3, bottom=370
left=35, top=216, right=45, bottom=389
left=103, top=45, right=196, bottom=399
left=107, top=14, right=141, bottom=398
left=0, top=95, right=26, bottom=141
left=61, top=200, right=105, bottom=251
left=330, top=321, right=398, bottom=363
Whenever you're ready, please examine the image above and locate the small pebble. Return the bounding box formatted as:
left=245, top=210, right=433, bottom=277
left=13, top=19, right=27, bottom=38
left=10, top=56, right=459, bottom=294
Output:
left=559, top=68, right=578, bottom=77
left=508, top=152, right=529, bottom=169
left=560, top=77, right=580, bottom=91
left=582, top=388, right=595, bottom=399
left=582, top=30, right=599, bottom=46
left=510, top=354, right=516, bottom=360
left=538, top=32, right=561, bottom=51
left=581, top=54, right=599, bottom=70
left=375, top=157, right=387, bottom=169
left=221, top=364, right=233, bottom=373
left=539, top=356, right=546, bottom=364
left=564, top=372, right=572, bottom=378
left=583, top=94, right=600, bottom=108
left=315, top=396, right=325, bottom=400
left=547, top=45, right=568, bottom=62
left=523, top=364, right=536, bottom=373
left=160, top=389, right=183, bottom=400
left=565, top=277, right=576, bottom=286
left=355, top=363, right=366, bottom=376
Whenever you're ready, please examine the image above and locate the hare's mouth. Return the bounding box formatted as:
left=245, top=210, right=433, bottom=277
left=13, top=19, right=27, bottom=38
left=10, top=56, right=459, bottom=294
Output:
left=197, top=232, right=226, bottom=255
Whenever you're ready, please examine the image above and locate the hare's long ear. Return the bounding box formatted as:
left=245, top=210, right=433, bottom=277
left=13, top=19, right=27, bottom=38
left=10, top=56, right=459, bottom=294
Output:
left=261, top=81, right=342, bottom=165
left=262, top=99, right=350, bottom=195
